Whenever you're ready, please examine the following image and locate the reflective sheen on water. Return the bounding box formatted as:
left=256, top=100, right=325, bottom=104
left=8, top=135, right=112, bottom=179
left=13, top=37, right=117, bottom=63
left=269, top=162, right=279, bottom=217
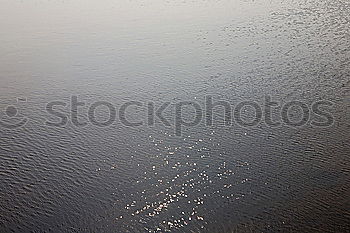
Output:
left=0, top=0, right=349, bottom=232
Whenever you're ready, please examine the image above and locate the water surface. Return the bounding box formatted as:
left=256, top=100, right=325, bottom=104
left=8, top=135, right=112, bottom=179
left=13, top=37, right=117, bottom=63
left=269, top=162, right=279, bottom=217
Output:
left=0, top=0, right=349, bottom=232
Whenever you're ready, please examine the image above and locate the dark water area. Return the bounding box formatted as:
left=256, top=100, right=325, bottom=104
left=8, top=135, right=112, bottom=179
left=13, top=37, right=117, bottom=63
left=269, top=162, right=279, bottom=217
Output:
left=0, top=0, right=349, bottom=232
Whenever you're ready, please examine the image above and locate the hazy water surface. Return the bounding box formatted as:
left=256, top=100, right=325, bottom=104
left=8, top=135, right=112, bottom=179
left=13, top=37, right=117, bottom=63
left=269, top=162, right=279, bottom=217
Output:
left=0, top=0, right=349, bottom=232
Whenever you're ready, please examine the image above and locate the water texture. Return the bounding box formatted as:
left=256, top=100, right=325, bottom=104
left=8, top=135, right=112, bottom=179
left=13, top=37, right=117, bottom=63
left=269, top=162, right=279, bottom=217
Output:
left=0, top=0, right=349, bottom=232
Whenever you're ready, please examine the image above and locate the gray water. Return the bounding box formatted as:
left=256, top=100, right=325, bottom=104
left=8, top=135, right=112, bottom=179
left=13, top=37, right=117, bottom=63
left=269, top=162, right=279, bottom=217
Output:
left=0, top=0, right=350, bottom=232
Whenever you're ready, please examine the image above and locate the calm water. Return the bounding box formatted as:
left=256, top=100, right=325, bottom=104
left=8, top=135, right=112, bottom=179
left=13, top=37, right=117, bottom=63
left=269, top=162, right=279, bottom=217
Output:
left=1, top=0, right=350, bottom=232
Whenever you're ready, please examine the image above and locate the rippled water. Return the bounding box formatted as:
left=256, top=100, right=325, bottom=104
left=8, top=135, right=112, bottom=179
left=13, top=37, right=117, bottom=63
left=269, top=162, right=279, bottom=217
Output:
left=1, top=0, right=349, bottom=232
